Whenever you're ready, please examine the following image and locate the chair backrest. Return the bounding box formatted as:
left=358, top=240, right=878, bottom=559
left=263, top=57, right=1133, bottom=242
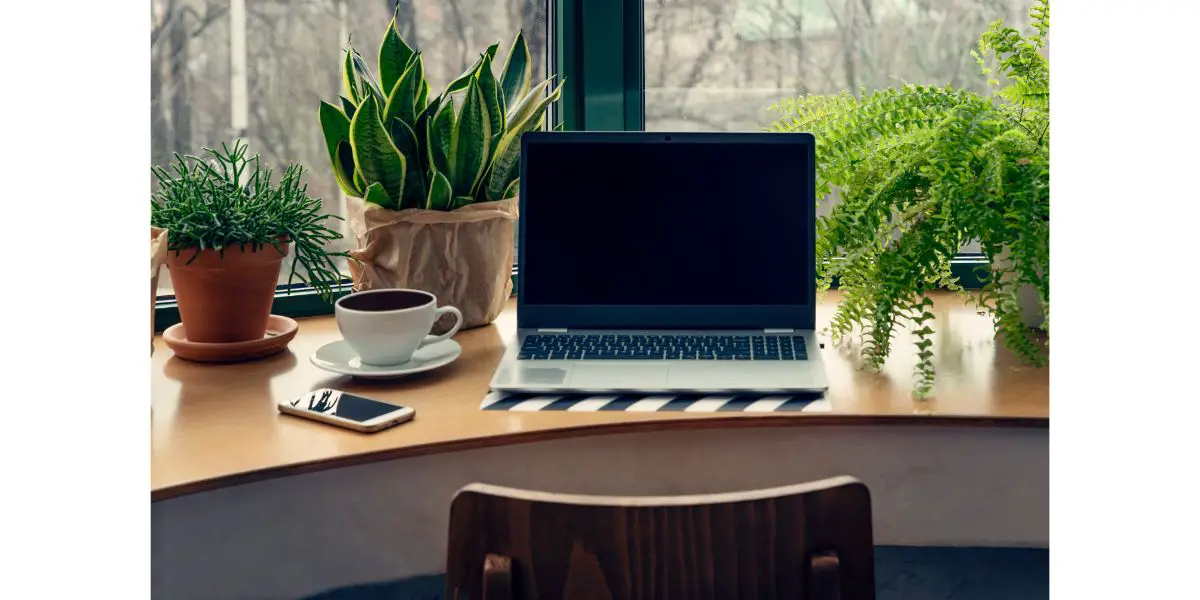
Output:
left=446, top=476, right=874, bottom=600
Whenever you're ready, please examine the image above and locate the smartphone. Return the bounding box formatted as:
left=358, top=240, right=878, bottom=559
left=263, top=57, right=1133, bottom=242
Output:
left=278, top=389, right=415, bottom=433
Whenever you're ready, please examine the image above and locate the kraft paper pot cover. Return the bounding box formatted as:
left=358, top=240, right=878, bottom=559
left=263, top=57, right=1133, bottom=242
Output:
left=345, top=196, right=517, bottom=332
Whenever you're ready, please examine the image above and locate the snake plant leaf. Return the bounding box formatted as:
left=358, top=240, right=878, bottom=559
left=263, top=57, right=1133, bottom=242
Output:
left=416, top=77, right=429, bottom=116
left=413, top=95, right=441, bottom=172
left=486, top=80, right=563, bottom=200
left=342, top=46, right=360, bottom=104
left=350, top=95, right=406, bottom=204
left=319, top=100, right=350, bottom=155
left=378, top=11, right=415, bottom=95
left=484, top=131, right=522, bottom=201
left=426, top=169, right=453, bottom=211
left=502, top=178, right=520, bottom=199
left=476, top=52, right=505, bottom=156
left=420, top=94, right=442, bottom=119
left=389, top=118, right=427, bottom=209
left=339, top=95, right=357, bottom=120
left=505, top=77, right=560, bottom=127
left=383, top=53, right=424, bottom=130
left=350, top=49, right=386, bottom=107
left=443, top=63, right=478, bottom=96
left=336, top=141, right=361, bottom=196
left=499, top=31, right=532, bottom=110
left=451, top=196, right=475, bottom=210
left=427, top=96, right=455, bottom=177
left=389, top=117, right=419, bottom=164
left=318, top=101, right=361, bottom=197
left=444, top=43, right=500, bottom=96
left=362, top=181, right=394, bottom=209
left=449, top=78, right=492, bottom=198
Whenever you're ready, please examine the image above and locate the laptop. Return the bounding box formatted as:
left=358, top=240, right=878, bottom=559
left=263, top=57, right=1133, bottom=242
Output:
left=488, top=131, right=828, bottom=394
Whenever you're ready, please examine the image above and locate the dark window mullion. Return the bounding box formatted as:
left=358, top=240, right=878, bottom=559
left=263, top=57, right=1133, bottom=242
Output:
left=557, top=0, right=643, bottom=131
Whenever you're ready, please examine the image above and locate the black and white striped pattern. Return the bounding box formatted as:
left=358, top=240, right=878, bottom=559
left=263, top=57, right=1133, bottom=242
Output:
left=481, top=392, right=829, bottom=412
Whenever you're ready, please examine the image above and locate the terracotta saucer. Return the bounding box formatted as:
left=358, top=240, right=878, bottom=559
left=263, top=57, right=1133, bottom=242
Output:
left=163, top=315, right=299, bottom=363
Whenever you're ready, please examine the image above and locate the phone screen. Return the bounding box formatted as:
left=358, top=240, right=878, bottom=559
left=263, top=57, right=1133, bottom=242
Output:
left=290, top=390, right=405, bottom=423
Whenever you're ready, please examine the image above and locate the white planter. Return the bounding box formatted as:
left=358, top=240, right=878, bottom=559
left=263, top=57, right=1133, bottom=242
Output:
left=1015, top=280, right=1045, bottom=329
left=151, top=227, right=168, bottom=355
left=992, top=247, right=1046, bottom=329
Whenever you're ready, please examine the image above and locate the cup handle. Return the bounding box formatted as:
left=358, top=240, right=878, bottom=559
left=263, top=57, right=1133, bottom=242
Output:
left=420, top=305, right=463, bottom=348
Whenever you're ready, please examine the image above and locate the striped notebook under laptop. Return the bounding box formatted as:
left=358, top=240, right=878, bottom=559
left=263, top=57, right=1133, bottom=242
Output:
left=480, top=392, right=829, bottom=413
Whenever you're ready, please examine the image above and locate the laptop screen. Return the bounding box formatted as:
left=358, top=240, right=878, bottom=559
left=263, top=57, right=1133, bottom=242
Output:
left=520, top=132, right=812, bottom=305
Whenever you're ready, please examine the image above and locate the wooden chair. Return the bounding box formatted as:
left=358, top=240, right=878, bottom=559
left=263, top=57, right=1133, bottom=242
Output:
left=446, top=476, right=874, bottom=600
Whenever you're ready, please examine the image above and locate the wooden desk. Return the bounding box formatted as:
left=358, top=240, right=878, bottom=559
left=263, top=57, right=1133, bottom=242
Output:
left=151, top=291, right=1048, bottom=501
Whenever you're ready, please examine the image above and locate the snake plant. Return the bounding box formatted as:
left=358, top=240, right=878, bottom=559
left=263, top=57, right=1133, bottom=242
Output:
left=318, top=11, right=562, bottom=211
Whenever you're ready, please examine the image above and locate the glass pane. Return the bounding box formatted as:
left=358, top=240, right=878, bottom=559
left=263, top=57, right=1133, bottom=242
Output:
left=644, top=0, right=1028, bottom=131
left=151, top=0, right=547, bottom=297
left=643, top=0, right=1030, bottom=254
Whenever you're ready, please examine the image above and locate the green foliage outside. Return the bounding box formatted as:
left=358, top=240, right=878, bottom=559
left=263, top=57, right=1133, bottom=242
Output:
left=768, top=0, right=1050, bottom=396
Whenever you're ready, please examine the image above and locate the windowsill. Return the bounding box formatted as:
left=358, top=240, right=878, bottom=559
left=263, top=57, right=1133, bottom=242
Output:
left=153, top=261, right=988, bottom=331
left=151, top=291, right=1047, bottom=502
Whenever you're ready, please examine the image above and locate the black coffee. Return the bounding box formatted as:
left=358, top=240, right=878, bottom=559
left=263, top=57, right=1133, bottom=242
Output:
left=338, top=289, right=433, bottom=312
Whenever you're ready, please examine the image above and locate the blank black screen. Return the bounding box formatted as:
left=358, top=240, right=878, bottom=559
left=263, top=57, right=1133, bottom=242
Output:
left=521, top=137, right=811, bottom=306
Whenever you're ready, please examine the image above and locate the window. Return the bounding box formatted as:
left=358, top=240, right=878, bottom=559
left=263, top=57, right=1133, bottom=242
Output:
left=151, top=0, right=548, bottom=301
left=153, top=0, right=1000, bottom=328
left=643, top=0, right=1029, bottom=132
left=642, top=0, right=1030, bottom=257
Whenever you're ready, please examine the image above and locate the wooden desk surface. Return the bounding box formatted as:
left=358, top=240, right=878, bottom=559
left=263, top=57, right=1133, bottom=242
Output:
left=151, top=292, right=1048, bottom=500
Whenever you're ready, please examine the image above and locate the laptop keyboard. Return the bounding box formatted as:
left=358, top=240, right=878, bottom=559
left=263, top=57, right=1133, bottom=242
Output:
left=518, top=334, right=808, bottom=361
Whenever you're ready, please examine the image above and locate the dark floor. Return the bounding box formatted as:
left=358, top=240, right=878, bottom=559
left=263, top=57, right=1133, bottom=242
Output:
left=302, top=546, right=1048, bottom=600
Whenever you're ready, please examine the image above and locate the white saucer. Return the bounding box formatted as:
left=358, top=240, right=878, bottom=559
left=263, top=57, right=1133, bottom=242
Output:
left=310, top=339, right=462, bottom=379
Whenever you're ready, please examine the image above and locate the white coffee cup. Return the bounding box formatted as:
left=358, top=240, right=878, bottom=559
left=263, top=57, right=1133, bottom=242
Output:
left=335, top=289, right=463, bottom=366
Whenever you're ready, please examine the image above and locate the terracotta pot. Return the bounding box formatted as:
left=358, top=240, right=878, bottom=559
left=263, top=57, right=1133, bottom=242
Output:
left=166, top=242, right=288, bottom=343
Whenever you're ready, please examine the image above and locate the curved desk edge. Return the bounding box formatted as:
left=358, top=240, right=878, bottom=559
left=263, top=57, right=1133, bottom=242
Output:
left=152, top=413, right=1047, bottom=501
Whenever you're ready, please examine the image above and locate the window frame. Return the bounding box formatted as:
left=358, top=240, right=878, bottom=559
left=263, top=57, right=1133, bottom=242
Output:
left=154, top=0, right=986, bottom=333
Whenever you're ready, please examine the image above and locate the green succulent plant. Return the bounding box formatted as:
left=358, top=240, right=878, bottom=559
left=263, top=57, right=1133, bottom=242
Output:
left=767, top=0, right=1050, bottom=397
left=319, top=11, right=563, bottom=212
left=150, top=141, right=346, bottom=302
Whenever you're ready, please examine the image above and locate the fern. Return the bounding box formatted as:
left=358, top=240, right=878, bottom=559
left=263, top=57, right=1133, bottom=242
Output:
left=767, top=0, right=1050, bottom=397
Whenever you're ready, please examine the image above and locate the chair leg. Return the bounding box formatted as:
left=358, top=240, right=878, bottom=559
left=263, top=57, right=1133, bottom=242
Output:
left=483, top=553, right=514, bottom=600
left=810, top=550, right=841, bottom=600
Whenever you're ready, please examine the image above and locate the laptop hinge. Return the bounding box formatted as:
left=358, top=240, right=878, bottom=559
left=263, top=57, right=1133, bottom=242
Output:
left=764, top=328, right=796, bottom=333
left=537, top=328, right=569, bottom=333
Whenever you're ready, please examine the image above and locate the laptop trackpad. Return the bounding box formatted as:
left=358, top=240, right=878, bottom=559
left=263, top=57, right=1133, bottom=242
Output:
left=568, top=364, right=668, bottom=388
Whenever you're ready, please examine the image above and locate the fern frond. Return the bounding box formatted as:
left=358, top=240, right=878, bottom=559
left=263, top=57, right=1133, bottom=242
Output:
left=767, top=0, right=1050, bottom=395
left=1029, top=0, right=1050, bottom=48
